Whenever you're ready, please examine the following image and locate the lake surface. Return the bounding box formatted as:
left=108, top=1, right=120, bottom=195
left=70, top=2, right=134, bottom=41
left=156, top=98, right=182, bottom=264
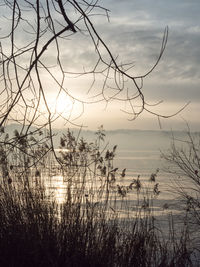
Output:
left=43, top=129, right=200, bottom=222
left=49, top=144, right=184, bottom=219
left=43, top=129, right=200, bottom=263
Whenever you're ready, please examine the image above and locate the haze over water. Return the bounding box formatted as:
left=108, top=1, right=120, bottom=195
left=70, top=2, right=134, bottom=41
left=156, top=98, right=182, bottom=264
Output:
left=47, top=128, right=190, bottom=219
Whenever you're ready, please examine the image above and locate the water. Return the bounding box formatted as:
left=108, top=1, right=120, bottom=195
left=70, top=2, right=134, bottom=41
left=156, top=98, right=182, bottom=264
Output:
left=39, top=132, right=200, bottom=264
left=48, top=147, right=181, bottom=216
left=115, top=148, right=184, bottom=212
left=46, top=129, right=199, bottom=227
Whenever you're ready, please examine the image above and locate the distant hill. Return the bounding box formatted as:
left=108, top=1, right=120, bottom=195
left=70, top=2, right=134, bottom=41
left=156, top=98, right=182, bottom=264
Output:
left=3, top=124, right=198, bottom=152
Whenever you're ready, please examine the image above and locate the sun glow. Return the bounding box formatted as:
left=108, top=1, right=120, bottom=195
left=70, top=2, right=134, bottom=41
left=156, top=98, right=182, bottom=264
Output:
left=53, top=176, right=67, bottom=204
left=46, top=175, right=67, bottom=204
left=55, top=94, right=73, bottom=115
left=47, top=93, right=74, bottom=116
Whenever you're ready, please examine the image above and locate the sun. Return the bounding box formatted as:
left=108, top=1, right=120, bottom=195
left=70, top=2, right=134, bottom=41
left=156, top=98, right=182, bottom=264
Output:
left=55, top=95, right=73, bottom=114
left=48, top=93, right=73, bottom=116
left=39, top=91, right=83, bottom=123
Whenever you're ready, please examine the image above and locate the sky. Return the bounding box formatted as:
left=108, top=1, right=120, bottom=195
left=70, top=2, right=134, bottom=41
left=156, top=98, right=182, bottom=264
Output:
left=75, top=0, right=200, bottom=131
left=58, top=0, right=198, bottom=132
left=0, top=0, right=200, bottom=131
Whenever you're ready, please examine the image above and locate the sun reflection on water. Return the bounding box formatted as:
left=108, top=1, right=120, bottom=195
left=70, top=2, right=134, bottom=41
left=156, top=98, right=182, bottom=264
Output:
left=47, top=175, right=67, bottom=204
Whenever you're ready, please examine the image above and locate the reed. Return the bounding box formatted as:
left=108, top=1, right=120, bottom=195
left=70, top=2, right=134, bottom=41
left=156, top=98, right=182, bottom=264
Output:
left=0, top=127, right=193, bottom=266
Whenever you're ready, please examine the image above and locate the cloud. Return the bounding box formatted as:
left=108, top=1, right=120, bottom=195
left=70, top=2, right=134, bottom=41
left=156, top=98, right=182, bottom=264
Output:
left=1, top=0, right=199, bottom=130
left=53, top=0, right=200, bottom=129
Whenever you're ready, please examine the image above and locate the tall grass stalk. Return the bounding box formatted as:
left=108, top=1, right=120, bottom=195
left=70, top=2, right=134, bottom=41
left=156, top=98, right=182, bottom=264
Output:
left=0, top=127, right=193, bottom=266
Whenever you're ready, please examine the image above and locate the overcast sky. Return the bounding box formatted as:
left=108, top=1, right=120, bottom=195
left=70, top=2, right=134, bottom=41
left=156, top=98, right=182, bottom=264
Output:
left=75, top=0, right=200, bottom=131
left=1, top=0, right=199, bottom=131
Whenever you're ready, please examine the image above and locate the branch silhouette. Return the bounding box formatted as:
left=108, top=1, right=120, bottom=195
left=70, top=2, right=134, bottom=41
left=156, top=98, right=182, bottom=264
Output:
left=0, top=0, right=187, bottom=145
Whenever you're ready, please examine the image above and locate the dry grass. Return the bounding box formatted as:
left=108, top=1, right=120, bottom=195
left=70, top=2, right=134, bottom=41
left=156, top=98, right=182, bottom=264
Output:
left=0, top=127, right=194, bottom=266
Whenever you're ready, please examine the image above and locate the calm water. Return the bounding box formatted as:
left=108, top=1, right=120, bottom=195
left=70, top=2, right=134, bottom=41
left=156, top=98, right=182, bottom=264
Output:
left=46, top=139, right=200, bottom=262
left=48, top=148, right=182, bottom=217
left=40, top=131, right=200, bottom=264
left=46, top=129, right=199, bottom=233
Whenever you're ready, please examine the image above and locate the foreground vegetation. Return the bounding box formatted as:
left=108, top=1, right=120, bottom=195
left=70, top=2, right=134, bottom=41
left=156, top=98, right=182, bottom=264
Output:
left=0, top=127, right=197, bottom=266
